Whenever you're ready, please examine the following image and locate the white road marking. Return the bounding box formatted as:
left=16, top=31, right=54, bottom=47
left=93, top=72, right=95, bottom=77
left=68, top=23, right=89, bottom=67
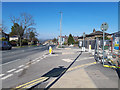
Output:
left=62, top=59, right=73, bottom=62
left=32, top=62, right=37, bottom=65
left=18, top=65, right=24, bottom=68
left=49, top=54, right=58, bottom=56
left=0, top=59, right=21, bottom=66
left=24, top=66, right=29, bottom=68
left=37, top=60, right=40, bottom=62
left=1, top=74, right=13, bottom=80
left=7, top=69, right=16, bottom=73
left=32, top=59, right=36, bottom=62
left=14, top=69, right=23, bottom=73
left=0, top=74, right=5, bottom=77
left=41, top=58, right=43, bottom=59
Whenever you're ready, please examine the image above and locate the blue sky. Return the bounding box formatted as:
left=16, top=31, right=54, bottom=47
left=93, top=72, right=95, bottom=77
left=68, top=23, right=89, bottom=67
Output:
left=2, top=2, right=118, bottom=39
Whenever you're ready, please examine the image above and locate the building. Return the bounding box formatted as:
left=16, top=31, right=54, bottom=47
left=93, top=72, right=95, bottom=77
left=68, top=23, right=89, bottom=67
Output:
left=78, top=29, right=112, bottom=49
left=78, top=29, right=112, bottom=41
left=9, top=35, right=19, bottom=41
left=58, top=36, right=65, bottom=45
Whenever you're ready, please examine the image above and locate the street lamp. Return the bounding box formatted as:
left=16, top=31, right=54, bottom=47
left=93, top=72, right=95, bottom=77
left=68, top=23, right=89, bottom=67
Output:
left=100, top=22, right=108, bottom=65
left=82, top=32, right=86, bottom=52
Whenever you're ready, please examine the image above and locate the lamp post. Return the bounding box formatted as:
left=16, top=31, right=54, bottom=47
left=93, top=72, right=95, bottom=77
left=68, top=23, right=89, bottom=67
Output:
left=82, top=32, right=85, bottom=52
left=100, top=22, right=108, bottom=65
left=59, top=11, right=62, bottom=48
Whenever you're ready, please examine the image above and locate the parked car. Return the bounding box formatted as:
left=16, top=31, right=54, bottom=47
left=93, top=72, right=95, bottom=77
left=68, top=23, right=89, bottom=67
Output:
left=0, top=41, right=12, bottom=50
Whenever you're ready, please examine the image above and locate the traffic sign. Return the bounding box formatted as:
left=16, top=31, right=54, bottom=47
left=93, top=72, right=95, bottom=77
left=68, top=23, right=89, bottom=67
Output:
left=100, top=22, right=108, bottom=31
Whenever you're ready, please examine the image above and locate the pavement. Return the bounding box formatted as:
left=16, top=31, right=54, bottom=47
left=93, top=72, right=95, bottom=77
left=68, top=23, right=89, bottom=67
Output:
left=50, top=68, right=96, bottom=88
left=47, top=47, right=119, bottom=89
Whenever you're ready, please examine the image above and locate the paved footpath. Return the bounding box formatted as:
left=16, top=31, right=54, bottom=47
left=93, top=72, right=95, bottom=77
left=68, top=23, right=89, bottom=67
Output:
left=48, top=48, right=119, bottom=89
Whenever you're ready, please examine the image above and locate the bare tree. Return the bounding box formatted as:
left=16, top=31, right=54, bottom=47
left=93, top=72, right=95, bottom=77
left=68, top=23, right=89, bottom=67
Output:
left=10, top=13, right=36, bottom=46
left=10, top=13, right=35, bottom=38
left=2, top=21, right=8, bottom=32
left=20, top=13, right=35, bottom=38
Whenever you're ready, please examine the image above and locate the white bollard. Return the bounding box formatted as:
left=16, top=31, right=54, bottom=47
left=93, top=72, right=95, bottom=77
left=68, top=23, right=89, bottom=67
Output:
left=89, top=45, right=91, bottom=52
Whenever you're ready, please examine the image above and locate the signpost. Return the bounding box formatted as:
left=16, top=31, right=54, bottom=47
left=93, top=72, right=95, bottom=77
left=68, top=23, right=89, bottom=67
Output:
left=82, top=32, right=86, bottom=52
left=100, top=22, right=108, bottom=65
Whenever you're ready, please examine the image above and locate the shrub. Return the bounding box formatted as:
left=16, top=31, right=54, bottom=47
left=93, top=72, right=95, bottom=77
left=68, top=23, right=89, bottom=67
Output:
left=22, top=39, right=28, bottom=45
left=10, top=40, right=17, bottom=46
left=0, top=37, right=7, bottom=41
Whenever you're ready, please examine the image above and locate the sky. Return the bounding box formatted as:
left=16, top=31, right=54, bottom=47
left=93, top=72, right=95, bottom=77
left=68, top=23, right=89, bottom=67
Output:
left=2, top=2, right=118, bottom=40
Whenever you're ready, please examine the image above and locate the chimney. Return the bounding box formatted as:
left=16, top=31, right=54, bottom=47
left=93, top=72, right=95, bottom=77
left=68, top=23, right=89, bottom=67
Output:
left=93, top=28, right=96, bottom=33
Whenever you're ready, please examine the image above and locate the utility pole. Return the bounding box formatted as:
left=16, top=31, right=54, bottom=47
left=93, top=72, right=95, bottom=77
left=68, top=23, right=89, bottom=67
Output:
left=59, top=11, right=62, bottom=47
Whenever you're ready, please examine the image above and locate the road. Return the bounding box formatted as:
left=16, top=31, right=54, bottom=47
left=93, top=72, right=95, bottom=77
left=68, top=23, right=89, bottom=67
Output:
left=2, top=45, right=52, bottom=64
left=1, top=46, right=119, bottom=89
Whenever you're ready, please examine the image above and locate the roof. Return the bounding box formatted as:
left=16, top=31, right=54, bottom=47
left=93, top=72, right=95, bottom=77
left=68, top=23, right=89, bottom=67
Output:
left=112, top=31, right=120, bottom=37
left=78, top=31, right=112, bottom=39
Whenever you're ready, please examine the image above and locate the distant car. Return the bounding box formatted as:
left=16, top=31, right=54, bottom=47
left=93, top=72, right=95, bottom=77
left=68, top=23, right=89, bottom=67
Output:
left=0, top=41, right=12, bottom=50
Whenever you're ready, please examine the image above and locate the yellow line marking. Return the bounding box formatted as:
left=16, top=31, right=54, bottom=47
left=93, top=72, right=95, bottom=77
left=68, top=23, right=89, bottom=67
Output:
left=103, top=65, right=118, bottom=68
left=48, top=62, right=96, bottom=86
left=68, top=62, right=96, bottom=71
left=22, top=77, right=48, bottom=88
left=15, top=62, right=96, bottom=89
left=15, top=77, right=46, bottom=89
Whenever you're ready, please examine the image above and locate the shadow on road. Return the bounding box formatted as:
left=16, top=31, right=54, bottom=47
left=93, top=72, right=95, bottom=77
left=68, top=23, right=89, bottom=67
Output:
left=42, top=66, right=66, bottom=77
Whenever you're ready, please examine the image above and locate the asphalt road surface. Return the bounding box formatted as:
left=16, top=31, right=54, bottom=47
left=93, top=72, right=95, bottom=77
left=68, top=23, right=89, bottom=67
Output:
left=2, top=45, right=55, bottom=64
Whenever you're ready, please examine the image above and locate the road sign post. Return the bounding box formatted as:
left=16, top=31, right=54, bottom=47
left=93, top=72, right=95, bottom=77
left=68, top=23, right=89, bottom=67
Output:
left=82, top=32, right=86, bottom=52
left=100, top=22, right=108, bottom=66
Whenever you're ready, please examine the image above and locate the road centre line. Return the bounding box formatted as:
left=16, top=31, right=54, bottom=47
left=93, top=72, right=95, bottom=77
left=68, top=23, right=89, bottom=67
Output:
left=24, top=66, right=29, bottom=69
left=15, top=77, right=46, bottom=89
left=7, top=69, right=16, bottom=73
left=0, top=74, right=5, bottom=77
left=1, top=74, right=13, bottom=80
left=14, top=69, right=23, bottom=73
left=0, top=59, right=21, bottom=66
left=18, top=65, right=24, bottom=68
left=1, top=48, right=47, bottom=66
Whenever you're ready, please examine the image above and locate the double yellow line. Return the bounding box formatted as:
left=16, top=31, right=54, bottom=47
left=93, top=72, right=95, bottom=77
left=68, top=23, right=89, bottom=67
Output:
left=14, top=77, right=48, bottom=89
left=14, top=62, right=97, bottom=89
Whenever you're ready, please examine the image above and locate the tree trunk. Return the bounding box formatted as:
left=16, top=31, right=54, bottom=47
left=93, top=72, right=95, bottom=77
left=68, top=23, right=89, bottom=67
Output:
left=20, top=37, right=22, bottom=47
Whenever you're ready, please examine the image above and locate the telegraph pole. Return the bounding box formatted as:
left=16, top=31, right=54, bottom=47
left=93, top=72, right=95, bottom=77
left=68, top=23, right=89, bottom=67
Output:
left=59, top=11, right=62, bottom=47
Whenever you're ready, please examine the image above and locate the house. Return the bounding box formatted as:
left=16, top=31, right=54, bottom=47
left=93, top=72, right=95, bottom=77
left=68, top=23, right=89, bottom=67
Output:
left=0, top=28, right=9, bottom=41
left=58, top=36, right=65, bottom=45
left=9, top=35, right=19, bottom=41
left=78, top=29, right=112, bottom=49
left=78, top=29, right=112, bottom=41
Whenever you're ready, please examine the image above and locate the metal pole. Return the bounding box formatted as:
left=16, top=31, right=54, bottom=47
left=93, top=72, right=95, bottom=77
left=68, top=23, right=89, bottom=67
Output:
left=60, top=12, right=62, bottom=47
left=83, top=36, right=84, bottom=48
left=103, top=30, right=105, bottom=65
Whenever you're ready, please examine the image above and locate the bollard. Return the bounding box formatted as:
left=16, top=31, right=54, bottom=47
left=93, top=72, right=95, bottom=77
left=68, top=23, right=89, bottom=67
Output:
left=89, top=45, right=91, bottom=52
left=49, top=46, right=52, bottom=54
